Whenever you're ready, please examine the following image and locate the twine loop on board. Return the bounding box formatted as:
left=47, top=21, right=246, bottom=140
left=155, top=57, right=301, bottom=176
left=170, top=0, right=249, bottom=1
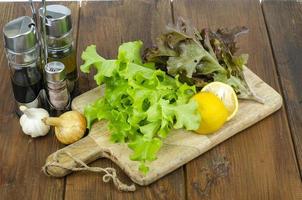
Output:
left=42, top=150, right=136, bottom=192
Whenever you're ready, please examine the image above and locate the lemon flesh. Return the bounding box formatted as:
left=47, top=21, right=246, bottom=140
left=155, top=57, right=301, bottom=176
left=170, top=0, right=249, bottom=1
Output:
left=192, top=92, right=228, bottom=135
left=201, top=82, right=238, bottom=121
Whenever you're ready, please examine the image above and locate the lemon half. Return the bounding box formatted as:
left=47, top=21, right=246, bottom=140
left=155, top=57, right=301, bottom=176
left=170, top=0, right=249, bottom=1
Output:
left=192, top=92, right=228, bottom=134
left=201, top=82, right=238, bottom=121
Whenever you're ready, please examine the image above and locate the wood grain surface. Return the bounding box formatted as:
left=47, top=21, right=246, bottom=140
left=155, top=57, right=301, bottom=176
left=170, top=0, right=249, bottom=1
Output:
left=174, top=0, right=302, bottom=199
left=0, top=2, right=79, bottom=200
left=64, top=1, right=186, bottom=200
left=262, top=0, right=302, bottom=179
left=0, top=0, right=302, bottom=199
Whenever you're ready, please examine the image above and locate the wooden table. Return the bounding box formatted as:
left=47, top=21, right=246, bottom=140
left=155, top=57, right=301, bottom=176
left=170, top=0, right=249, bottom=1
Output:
left=0, top=0, right=302, bottom=199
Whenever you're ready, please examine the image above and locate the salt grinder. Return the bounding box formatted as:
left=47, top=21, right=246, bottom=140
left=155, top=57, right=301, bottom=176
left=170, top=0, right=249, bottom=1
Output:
left=44, top=61, right=70, bottom=112
left=3, top=16, right=43, bottom=116
left=39, top=5, right=78, bottom=95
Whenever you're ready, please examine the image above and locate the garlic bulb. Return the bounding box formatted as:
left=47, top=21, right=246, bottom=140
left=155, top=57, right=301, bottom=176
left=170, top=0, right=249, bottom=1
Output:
left=19, top=106, right=50, bottom=137
left=43, top=111, right=86, bottom=144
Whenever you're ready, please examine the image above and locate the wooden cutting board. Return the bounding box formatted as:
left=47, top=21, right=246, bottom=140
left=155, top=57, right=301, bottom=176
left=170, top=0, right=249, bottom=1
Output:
left=44, top=67, right=282, bottom=186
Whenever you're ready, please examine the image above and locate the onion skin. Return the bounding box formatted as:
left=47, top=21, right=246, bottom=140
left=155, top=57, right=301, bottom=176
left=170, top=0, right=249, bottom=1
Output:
left=43, top=111, right=87, bottom=144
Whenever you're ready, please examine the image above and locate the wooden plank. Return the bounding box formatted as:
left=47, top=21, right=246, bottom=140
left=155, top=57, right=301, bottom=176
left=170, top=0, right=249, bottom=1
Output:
left=0, top=2, right=79, bottom=200
left=64, top=1, right=186, bottom=199
left=0, top=3, right=78, bottom=199
left=174, top=0, right=302, bottom=199
left=262, top=0, right=302, bottom=180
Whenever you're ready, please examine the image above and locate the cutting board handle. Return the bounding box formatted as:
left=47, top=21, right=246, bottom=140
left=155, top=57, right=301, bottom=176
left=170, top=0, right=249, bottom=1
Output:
left=43, top=136, right=103, bottom=177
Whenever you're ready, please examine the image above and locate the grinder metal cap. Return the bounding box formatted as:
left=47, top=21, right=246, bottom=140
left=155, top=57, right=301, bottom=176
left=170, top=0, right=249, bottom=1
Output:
left=45, top=61, right=66, bottom=83
left=3, top=16, right=37, bottom=53
left=39, top=5, right=72, bottom=38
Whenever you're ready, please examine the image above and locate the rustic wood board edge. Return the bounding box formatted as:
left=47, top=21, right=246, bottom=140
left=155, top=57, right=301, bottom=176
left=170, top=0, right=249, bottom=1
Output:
left=65, top=67, right=283, bottom=186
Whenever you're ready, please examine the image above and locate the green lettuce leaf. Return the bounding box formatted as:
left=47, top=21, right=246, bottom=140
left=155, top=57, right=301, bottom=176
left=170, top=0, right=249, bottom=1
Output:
left=167, top=41, right=224, bottom=78
left=118, top=40, right=143, bottom=65
left=81, top=41, right=200, bottom=174
left=80, top=45, right=105, bottom=73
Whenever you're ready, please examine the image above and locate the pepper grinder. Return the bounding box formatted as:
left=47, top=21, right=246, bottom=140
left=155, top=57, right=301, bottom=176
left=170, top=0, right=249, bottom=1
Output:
left=44, top=61, right=70, bottom=114
left=39, top=5, right=78, bottom=95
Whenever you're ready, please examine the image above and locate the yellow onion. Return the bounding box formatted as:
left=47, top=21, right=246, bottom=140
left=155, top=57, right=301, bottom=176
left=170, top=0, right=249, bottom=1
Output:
left=43, top=111, right=86, bottom=144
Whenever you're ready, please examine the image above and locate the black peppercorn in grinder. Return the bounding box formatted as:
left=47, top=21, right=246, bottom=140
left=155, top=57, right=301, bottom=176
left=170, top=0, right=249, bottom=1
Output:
left=3, top=16, right=44, bottom=116
left=39, top=5, right=78, bottom=95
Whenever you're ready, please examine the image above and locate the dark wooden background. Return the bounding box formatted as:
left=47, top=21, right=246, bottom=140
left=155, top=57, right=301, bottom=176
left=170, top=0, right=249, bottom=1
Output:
left=0, top=0, right=302, bottom=199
